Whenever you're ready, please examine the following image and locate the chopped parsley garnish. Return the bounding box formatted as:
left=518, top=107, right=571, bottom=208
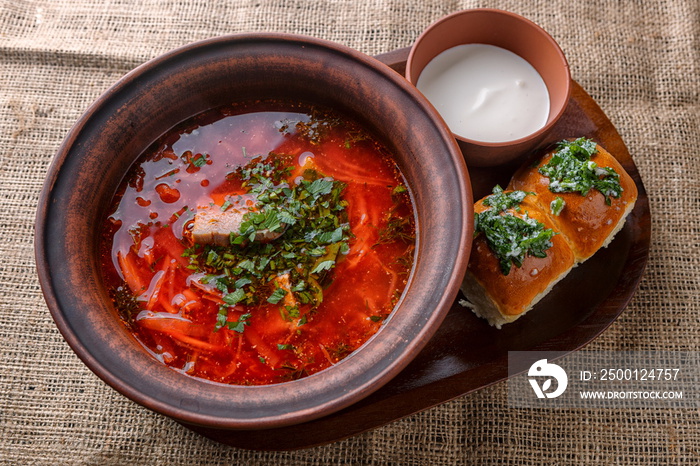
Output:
left=267, top=287, right=288, bottom=304
left=216, top=308, right=251, bottom=333
left=279, top=107, right=342, bottom=145
left=374, top=216, right=413, bottom=246
left=475, top=186, right=556, bottom=275
left=374, top=184, right=415, bottom=247
left=180, top=150, right=209, bottom=171
left=192, top=154, right=207, bottom=167
left=550, top=196, right=566, bottom=216
left=539, top=137, right=623, bottom=205
left=110, top=286, right=141, bottom=327
left=220, top=199, right=232, bottom=212
left=184, top=154, right=351, bottom=331
left=482, top=186, right=531, bottom=212
left=222, top=288, right=246, bottom=305
left=277, top=107, right=371, bottom=148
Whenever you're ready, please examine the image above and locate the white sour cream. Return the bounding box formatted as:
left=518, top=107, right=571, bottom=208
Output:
left=416, top=44, right=550, bottom=143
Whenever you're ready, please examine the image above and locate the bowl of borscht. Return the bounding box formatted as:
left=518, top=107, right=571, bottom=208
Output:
left=35, top=33, right=473, bottom=430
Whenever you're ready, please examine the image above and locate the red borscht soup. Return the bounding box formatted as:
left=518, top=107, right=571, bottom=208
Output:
left=100, top=101, right=415, bottom=385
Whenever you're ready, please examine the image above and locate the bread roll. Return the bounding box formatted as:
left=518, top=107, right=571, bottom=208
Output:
left=461, top=139, right=638, bottom=327
left=461, top=195, right=575, bottom=328
left=508, top=143, right=638, bottom=262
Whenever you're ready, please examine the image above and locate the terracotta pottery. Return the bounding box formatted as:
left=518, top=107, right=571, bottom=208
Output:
left=406, top=9, right=571, bottom=167
left=35, top=34, right=473, bottom=430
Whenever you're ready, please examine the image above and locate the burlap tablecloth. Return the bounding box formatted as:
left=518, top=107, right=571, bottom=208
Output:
left=2, top=0, right=698, bottom=464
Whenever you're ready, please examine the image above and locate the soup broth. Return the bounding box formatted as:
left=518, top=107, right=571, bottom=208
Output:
left=100, top=101, right=416, bottom=385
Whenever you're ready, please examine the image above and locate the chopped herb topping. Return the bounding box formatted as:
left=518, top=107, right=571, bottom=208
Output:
left=373, top=184, right=414, bottom=247
left=180, top=150, right=209, bottom=171
left=475, top=186, right=556, bottom=275
left=279, top=108, right=342, bottom=145
left=216, top=309, right=251, bottom=333
left=374, top=216, right=413, bottom=247
left=539, top=137, right=622, bottom=205
left=220, top=199, right=232, bottom=212
left=184, top=154, right=351, bottom=330
left=482, top=185, right=531, bottom=212
left=267, top=287, right=288, bottom=304
left=277, top=107, right=371, bottom=148
left=110, top=286, right=141, bottom=327
left=550, top=196, right=566, bottom=216
left=392, top=185, right=407, bottom=195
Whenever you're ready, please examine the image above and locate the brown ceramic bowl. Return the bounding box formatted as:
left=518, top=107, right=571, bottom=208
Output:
left=406, top=9, right=571, bottom=167
left=35, top=33, right=473, bottom=430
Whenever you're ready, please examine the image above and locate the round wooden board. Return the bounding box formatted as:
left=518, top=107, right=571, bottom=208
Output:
left=181, top=46, right=651, bottom=450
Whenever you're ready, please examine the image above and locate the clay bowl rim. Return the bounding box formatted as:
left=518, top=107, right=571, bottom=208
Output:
left=406, top=8, right=572, bottom=154
left=35, top=33, right=473, bottom=430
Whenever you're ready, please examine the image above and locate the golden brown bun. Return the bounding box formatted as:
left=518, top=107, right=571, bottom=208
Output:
left=508, top=144, right=638, bottom=262
left=461, top=196, right=575, bottom=328
left=461, top=142, right=638, bottom=328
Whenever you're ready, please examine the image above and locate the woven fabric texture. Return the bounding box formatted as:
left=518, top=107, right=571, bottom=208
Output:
left=1, top=0, right=698, bottom=464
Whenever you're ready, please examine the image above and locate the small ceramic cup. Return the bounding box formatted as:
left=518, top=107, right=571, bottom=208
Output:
left=406, top=9, right=571, bottom=167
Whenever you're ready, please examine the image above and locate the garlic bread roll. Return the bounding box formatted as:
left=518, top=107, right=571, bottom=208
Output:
left=509, top=143, right=638, bottom=263
left=461, top=194, right=575, bottom=328
left=462, top=138, right=638, bottom=327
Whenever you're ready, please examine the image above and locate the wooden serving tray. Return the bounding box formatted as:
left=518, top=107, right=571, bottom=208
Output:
left=182, top=47, right=651, bottom=450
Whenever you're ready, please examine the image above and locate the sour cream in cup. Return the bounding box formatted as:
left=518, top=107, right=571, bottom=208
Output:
left=406, top=9, right=571, bottom=167
left=416, top=44, right=550, bottom=143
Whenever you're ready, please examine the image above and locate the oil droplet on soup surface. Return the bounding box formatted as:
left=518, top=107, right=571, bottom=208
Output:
left=155, top=183, right=181, bottom=203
